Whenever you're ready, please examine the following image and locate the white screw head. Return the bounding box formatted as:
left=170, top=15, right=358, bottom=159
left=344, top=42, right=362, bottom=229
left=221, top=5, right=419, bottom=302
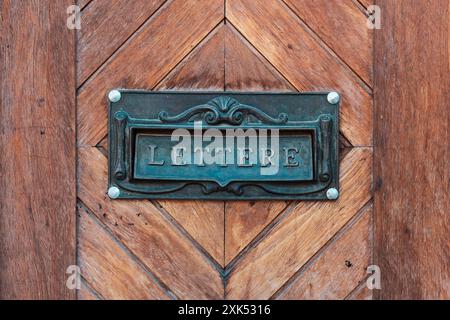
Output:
left=108, top=186, right=121, bottom=199
left=108, top=90, right=121, bottom=103
left=326, top=188, right=339, bottom=200
left=327, top=92, right=340, bottom=104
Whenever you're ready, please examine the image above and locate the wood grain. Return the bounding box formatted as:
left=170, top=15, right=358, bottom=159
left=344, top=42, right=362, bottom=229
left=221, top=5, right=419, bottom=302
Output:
left=156, top=23, right=226, bottom=266
left=78, top=204, right=171, bottom=299
left=224, top=24, right=291, bottom=265
left=74, top=0, right=376, bottom=300
left=77, top=0, right=165, bottom=85
left=276, top=205, right=372, bottom=299
left=78, top=147, right=223, bottom=299
left=224, top=24, right=294, bottom=92
left=347, top=283, right=373, bottom=300
left=77, top=0, right=224, bottom=146
left=284, top=0, right=372, bottom=86
left=357, top=0, right=372, bottom=9
left=158, top=200, right=225, bottom=266
left=78, top=281, right=100, bottom=300
left=157, top=23, right=225, bottom=91
left=78, top=0, right=92, bottom=10
left=0, top=0, right=76, bottom=299
left=225, top=200, right=288, bottom=265
left=374, top=0, right=450, bottom=299
left=226, top=148, right=373, bottom=299
left=226, top=0, right=372, bottom=146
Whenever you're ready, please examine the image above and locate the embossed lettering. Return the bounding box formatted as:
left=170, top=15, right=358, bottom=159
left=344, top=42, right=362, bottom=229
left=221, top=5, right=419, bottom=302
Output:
left=148, top=145, right=164, bottom=166
left=284, top=148, right=299, bottom=167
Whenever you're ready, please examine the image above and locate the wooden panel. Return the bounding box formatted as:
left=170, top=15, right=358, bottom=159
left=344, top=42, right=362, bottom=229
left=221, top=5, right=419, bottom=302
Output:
left=78, top=204, right=171, bottom=299
left=0, top=0, right=76, bottom=299
left=88, top=24, right=227, bottom=266
left=224, top=24, right=291, bottom=265
left=78, top=281, right=100, bottom=300
left=347, top=284, right=373, bottom=300
left=224, top=24, right=294, bottom=92
left=76, top=0, right=375, bottom=300
left=357, top=0, right=372, bottom=9
left=225, top=200, right=288, bottom=265
left=156, top=23, right=226, bottom=266
left=284, top=0, right=372, bottom=86
left=158, top=23, right=225, bottom=91
left=78, top=0, right=92, bottom=10
left=78, top=0, right=224, bottom=146
left=374, top=0, right=450, bottom=299
left=226, top=148, right=373, bottom=299
left=226, top=0, right=372, bottom=146
left=158, top=200, right=225, bottom=266
left=276, top=206, right=372, bottom=299
left=78, top=147, right=223, bottom=299
left=78, top=0, right=166, bottom=85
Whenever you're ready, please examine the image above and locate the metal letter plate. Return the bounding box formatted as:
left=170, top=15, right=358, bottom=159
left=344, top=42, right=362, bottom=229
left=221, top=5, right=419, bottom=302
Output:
left=108, top=91, right=339, bottom=200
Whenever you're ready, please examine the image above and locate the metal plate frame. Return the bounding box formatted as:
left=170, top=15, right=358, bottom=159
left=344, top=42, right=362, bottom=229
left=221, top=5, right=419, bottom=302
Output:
left=108, top=91, right=339, bottom=200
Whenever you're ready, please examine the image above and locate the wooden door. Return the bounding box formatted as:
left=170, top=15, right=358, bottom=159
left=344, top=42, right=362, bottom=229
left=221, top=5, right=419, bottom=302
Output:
left=76, top=0, right=373, bottom=300
left=3, top=0, right=447, bottom=300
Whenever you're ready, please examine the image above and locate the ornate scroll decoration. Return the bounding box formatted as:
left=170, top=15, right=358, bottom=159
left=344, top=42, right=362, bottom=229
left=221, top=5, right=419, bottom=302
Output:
left=158, top=96, right=288, bottom=125
left=319, top=115, right=332, bottom=182
left=113, top=111, right=128, bottom=180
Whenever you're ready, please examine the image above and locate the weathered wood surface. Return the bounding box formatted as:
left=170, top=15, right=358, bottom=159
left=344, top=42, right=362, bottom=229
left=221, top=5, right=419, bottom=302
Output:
left=276, top=206, right=372, bottom=300
left=77, top=0, right=224, bottom=146
left=77, top=0, right=166, bottom=85
left=78, top=0, right=92, bottom=10
left=155, top=23, right=226, bottom=267
left=78, top=147, right=223, bottom=299
left=77, top=0, right=374, bottom=300
left=226, top=148, right=372, bottom=299
left=357, top=0, right=372, bottom=9
left=284, top=0, right=372, bottom=86
left=5, top=0, right=446, bottom=301
left=0, top=0, right=76, bottom=299
left=374, top=0, right=450, bottom=299
left=78, top=281, right=100, bottom=300
left=224, top=24, right=292, bottom=265
left=78, top=204, right=171, bottom=299
left=224, top=24, right=294, bottom=92
left=347, top=284, right=373, bottom=300
left=157, top=23, right=225, bottom=91
left=226, top=0, right=372, bottom=146
left=158, top=200, right=225, bottom=266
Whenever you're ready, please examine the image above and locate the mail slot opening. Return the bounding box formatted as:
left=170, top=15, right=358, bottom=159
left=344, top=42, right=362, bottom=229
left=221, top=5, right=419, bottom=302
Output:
left=131, top=128, right=315, bottom=187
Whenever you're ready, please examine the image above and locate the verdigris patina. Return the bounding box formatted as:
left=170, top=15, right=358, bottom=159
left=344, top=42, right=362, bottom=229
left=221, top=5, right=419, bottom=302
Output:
left=108, top=91, right=339, bottom=200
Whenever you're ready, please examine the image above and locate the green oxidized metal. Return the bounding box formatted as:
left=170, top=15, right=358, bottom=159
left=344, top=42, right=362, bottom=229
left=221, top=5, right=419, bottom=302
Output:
left=108, top=91, right=339, bottom=200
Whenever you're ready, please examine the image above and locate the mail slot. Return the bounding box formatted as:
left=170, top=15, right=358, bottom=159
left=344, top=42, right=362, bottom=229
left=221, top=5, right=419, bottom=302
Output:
left=133, top=130, right=314, bottom=185
left=108, top=91, right=339, bottom=200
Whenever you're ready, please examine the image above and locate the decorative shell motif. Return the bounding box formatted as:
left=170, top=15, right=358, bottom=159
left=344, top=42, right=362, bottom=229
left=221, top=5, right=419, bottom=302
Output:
left=207, top=96, right=240, bottom=112
left=158, top=96, right=288, bottom=125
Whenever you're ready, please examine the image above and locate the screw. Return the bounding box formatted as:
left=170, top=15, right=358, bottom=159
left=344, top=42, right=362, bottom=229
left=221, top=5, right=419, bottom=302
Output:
left=326, top=188, right=339, bottom=200
left=108, top=90, right=121, bottom=103
left=327, top=92, right=340, bottom=104
left=108, top=186, right=120, bottom=199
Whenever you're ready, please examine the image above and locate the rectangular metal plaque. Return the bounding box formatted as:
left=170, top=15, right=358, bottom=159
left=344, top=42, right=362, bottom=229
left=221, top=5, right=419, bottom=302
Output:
left=108, top=91, right=339, bottom=200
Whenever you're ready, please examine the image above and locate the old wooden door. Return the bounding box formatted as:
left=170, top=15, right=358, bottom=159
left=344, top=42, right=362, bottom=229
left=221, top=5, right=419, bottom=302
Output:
left=76, top=0, right=373, bottom=300
left=2, top=0, right=448, bottom=301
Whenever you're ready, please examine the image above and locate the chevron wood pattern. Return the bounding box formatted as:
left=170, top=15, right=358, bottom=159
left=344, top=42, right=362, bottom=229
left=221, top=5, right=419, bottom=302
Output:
left=77, top=0, right=374, bottom=300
